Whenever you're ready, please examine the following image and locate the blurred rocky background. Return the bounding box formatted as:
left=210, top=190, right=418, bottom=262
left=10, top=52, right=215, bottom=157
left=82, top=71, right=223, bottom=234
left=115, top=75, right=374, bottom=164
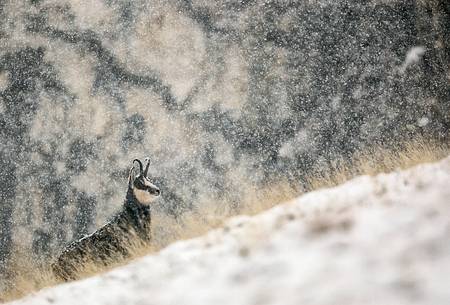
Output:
left=0, top=0, right=448, bottom=288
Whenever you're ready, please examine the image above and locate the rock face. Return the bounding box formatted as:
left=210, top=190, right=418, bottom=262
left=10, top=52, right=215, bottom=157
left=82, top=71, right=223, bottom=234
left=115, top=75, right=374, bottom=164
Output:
left=7, top=156, right=450, bottom=305
left=0, top=0, right=449, bottom=284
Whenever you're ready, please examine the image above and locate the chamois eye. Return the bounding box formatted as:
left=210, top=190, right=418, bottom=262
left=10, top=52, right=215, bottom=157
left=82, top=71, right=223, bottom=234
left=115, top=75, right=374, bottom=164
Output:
left=134, top=179, right=144, bottom=188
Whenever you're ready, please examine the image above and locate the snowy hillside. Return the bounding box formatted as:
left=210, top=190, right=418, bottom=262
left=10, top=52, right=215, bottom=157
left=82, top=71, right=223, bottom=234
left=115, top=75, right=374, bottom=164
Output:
left=8, top=156, right=450, bottom=305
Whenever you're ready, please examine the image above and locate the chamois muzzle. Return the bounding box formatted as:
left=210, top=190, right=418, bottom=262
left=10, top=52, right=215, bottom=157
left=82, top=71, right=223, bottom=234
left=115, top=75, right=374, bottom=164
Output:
left=150, top=187, right=160, bottom=196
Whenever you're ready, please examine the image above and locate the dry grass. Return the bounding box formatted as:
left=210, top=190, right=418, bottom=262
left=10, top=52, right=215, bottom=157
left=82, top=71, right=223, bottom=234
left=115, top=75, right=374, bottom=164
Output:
left=306, top=139, right=450, bottom=190
left=1, top=253, right=58, bottom=303
left=1, top=138, right=449, bottom=303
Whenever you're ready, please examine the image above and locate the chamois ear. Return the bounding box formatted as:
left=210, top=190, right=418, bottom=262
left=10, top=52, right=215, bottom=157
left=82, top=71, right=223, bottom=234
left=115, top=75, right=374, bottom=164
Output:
left=128, top=166, right=134, bottom=189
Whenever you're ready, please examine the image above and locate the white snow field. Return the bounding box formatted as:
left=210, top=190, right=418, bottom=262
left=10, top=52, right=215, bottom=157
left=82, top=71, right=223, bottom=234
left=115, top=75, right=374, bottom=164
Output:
left=8, top=156, right=450, bottom=305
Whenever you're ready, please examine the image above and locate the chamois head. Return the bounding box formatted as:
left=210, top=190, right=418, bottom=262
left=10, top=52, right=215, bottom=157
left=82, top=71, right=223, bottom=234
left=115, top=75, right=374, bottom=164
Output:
left=128, top=158, right=161, bottom=205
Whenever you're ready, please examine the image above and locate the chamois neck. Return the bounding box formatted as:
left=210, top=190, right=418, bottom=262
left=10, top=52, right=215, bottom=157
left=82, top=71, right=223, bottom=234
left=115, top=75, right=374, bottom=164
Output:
left=124, top=188, right=151, bottom=214
left=123, top=188, right=151, bottom=241
left=125, top=187, right=136, bottom=205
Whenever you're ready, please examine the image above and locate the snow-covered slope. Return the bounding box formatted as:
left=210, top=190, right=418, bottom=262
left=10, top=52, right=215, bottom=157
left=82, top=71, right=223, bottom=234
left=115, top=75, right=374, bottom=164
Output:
left=9, top=156, right=450, bottom=305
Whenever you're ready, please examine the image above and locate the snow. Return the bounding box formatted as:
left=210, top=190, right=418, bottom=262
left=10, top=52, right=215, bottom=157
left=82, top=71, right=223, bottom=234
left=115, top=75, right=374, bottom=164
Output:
left=399, top=46, right=426, bottom=73
left=8, top=156, right=450, bottom=305
left=1, top=1, right=448, bottom=272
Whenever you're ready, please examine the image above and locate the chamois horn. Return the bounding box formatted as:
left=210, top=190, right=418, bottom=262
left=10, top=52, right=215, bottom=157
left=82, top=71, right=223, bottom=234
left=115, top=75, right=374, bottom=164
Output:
left=133, top=159, right=143, bottom=175
left=144, top=157, right=150, bottom=177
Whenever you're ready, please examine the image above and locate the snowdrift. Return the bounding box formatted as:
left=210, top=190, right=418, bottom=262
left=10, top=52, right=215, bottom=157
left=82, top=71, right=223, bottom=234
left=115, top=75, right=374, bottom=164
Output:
left=8, top=156, right=450, bottom=305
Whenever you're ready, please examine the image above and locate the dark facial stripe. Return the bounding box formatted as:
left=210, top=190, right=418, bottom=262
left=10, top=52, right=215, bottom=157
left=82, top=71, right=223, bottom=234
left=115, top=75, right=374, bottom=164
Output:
left=133, top=177, right=159, bottom=194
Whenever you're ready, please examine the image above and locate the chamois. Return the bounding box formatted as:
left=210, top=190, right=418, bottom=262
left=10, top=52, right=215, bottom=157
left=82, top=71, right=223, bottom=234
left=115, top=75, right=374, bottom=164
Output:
left=52, top=158, right=160, bottom=281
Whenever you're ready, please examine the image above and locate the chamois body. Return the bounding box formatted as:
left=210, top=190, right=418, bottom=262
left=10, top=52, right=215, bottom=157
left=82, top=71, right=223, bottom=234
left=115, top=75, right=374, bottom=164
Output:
left=52, top=158, right=160, bottom=281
